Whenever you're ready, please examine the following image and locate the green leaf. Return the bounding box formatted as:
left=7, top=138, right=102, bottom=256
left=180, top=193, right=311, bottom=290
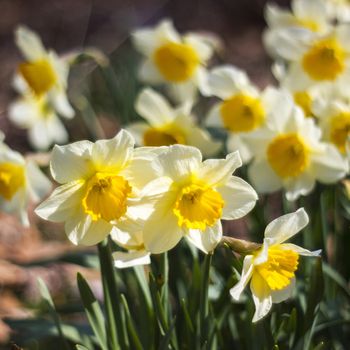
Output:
left=77, top=273, right=107, bottom=350
left=121, top=294, right=144, bottom=350
left=76, top=345, right=90, bottom=350
left=37, top=278, right=70, bottom=350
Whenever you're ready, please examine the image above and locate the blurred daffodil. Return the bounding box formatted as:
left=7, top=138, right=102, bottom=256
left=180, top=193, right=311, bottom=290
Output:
left=127, top=87, right=221, bottom=157
left=245, top=102, right=348, bottom=200
left=35, top=130, right=159, bottom=246
left=132, top=19, right=214, bottom=102
left=0, top=137, right=51, bottom=226
left=8, top=94, right=69, bottom=150
left=14, top=25, right=74, bottom=118
left=206, top=65, right=293, bottom=163
left=230, top=208, right=321, bottom=322
left=134, top=145, right=258, bottom=254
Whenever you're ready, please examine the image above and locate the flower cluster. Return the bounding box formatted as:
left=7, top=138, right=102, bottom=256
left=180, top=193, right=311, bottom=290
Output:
left=3, top=0, right=350, bottom=327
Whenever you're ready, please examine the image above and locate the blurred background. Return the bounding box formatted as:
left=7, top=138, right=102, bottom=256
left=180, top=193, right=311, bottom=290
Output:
left=0, top=0, right=287, bottom=347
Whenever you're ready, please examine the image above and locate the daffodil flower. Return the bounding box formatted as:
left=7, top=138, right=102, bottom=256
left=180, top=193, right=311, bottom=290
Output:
left=134, top=144, right=258, bottom=254
left=35, top=130, right=160, bottom=246
left=263, top=0, right=331, bottom=58
left=8, top=93, right=68, bottom=150
left=245, top=102, right=348, bottom=200
left=270, top=24, right=350, bottom=94
left=132, top=19, right=214, bottom=102
left=127, top=87, right=221, bottom=157
left=0, top=138, right=51, bottom=226
left=206, top=65, right=294, bottom=163
left=230, top=208, right=321, bottom=322
left=111, top=217, right=150, bottom=269
left=14, top=25, right=74, bottom=119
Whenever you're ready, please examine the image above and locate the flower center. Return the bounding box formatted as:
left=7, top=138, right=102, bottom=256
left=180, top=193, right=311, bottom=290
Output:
left=297, top=19, right=320, bottom=32
left=293, top=91, right=313, bottom=118
left=220, top=93, right=265, bottom=132
left=255, top=245, right=299, bottom=290
left=173, top=183, right=224, bottom=230
left=143, top=125, right=186, bottom=146
left=82, top=172, right=132, bottom=222
left=302, top=38, right=345, bottom=81
left=267, top=133, right=310, bottom=178
left=153, top=42, right=200, bottom=82
left=19, top=59, right=57, bottom=96
left=329, top=112, right=350, bottom=153
left=0, top=162, right=25, bottom=200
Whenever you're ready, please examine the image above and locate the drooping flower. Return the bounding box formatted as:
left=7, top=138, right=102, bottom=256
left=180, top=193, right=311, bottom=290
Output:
left=127, top=87, right=221, bottom=157
left=0, top=137, right=51, bottom=226
left=132, top=19, right=214, bottom=102
left=35, top=130, right=160, bottom=246
left=8, top=93, right=69, bottom=150
left=230, top=208, right=321, bottom=322
left=14, top=26, right=74, bottom=118
left=134, top=144, right=258, bottom=254
left=111, top=217, right=150, bottom=269
left=206, top=65, right=294, bottom=163
left=245, top=100, right=348, bottom=200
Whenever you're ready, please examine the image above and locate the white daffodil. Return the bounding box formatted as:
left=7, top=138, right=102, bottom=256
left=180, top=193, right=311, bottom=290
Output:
left=132, top=19, right=214, bottom=103
left=0, top=139, right=51, bottom=226
left=8, top=93, right=68, bottom=150
left=111, top=217, right=150, bottom=269
left=134, top=144, right=258, bottom=254
left=245, top=102, right=348, bottom=201
left=35, top=130, right=160, bottom=246
left=127, top=88, right=221, bottom=157
left=313, top=98, right=350, bottom=155
left=263, top=0, right=331, bottom=58
left=272, top=24, right=350, bottom=94
left=14, top=25, right=74, bottom=119
left=206, top=65, right=293, bottom=163
left=230, top=208, right=321, bottom=323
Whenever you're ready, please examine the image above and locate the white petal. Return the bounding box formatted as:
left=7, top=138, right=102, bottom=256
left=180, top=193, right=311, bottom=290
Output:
left=184, top=34, right=214, bottom=62
left=284, top=172, right=315, bottom=201
left=218, top=176, right=258, bottom=220
left=92, top=130, right=134, bottom=172
left=46, top=116, right=69, bottom=145
left=113, top=250, right=151, bottom=269
left=281, top=243, right=321, bottom=257
left=206, top=103, right=224, bottom=128
left=156, top=144, right=202, bottom=180
left=198, top=151, right=242, bottom=186
left=138, top=59, right=164, bottom=84
left=135, top=88, right=174, bottom=126
left=292, top=0, right=328, bottom=22
left=194, top=66, right=211, bottom=97
left=168, top=80, right=198, bottom=104
left=26, top=160, right=52, bottom=202
left=28, top=122, right=52, bottom=150
left=132, top=28, right=159, bottom=56
left=8, top=98, right=37, bottom=127
left=50, top=91, right=75, bottom=119
left=186, top=127, right=221, bottom=158
left=35, top=181, right=85, bottom=222
left=230, top=255, right=254, bottom=300
left=0, top=188, right=29, bottom=226
left=283, top=62, right=314, bottom=91
left=185, top=220, right=222, bottom=253
left=250, top=272, right=273, bottom=322
left=66, top=211, right=114, bottom=246
left=253, top=238, right=271, bottom=265
left=264, top=208, right=309, bottom=244
left=143, top=206, right=183, bottom=254
left=15, top=25, right=46, bottom=61
left=271, top=278, right=295, bottom=304
left=50, top=140, right=94, bottom=183
left=248, top=159, right=282, bottom=194
left=208, top=65, right=251, bottom=99
left=226, top=134, right=253, bottom=164
left=311, top=145, right=348, bottom=184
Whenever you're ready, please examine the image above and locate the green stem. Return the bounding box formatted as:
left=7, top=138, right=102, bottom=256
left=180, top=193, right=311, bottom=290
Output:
left=198, top=253, right=213, bottom=349
left=98, top=238, right=128, bottom=350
